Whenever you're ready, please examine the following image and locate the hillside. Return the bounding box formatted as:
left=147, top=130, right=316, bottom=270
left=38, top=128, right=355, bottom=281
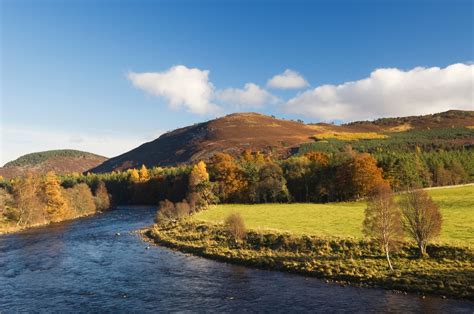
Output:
left=0, top=149, right=107, bottom=179
left=91, top=110, right=474, bottom=173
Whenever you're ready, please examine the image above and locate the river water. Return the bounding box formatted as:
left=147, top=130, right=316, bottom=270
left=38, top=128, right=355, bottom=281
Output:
left=0, top=207, right=472, bottom=313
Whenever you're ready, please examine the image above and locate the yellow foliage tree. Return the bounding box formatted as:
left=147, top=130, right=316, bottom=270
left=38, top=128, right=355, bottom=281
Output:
left=42, top=171, right=68, bottom=222
left=128, top=169, right=140, bottom=182
left=139, top=164, right=150, bottom=182
left=11, top=172, right=45, bottom=226
left=189, top=161, right=209, bottom=187
left=188, top=161, right=217, bottom=210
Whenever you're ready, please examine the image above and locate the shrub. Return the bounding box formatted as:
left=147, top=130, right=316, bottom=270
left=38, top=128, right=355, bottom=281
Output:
left=155, top=199, right=176, bottom=223
left=175, top=200, right=191, bottom=218
left=225, top=212, right=246, bottom=240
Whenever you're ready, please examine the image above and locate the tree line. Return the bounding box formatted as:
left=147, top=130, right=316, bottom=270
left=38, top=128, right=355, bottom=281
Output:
left=0, top=171, right=110, bottom=228
left=1, top=146, right=468, bottom=208
left=1, top=145, right=472, bottom=219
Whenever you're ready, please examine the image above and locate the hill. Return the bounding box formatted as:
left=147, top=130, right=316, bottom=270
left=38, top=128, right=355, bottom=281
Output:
left=91, top=110, right=474, bottom=173
left=0, top=149, right=107, bottom=179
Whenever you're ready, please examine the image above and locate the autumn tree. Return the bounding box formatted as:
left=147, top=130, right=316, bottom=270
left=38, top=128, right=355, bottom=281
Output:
left=10, top=172, right=45, bottom=225
left=350, top=153, right=386, bottom=199
left=399, top=189, right=442, bottom=257
left=188, top=161, right=217, bottom=210
left=363, top=184, right=404, bottom=270
left=304, top=151, right=329, bottom=166
left=42, top=171, right=68, bottom=222
left=94, top=181, right=111, bottom=211
left=63, top=183, right=97, bottom=217
left=128, top=169, right=140, bottom=183
left=139, top=164, right=150, bottom=182
left=208, top=153, right=246, bottom=202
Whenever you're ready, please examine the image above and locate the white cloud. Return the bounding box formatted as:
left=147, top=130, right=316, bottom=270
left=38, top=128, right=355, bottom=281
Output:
left=216, top=83, right=278, bottom=109
left=128, top=65, right=220, bottom=115
left=0, top=125, right=159, bottom=166
left=267, top=69, right=309, bottom=89
left=285, top=63, right=474, bottom=121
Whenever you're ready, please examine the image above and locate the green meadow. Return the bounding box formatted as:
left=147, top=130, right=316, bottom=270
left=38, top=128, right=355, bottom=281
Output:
left=193, top=185, right=474, bottom=247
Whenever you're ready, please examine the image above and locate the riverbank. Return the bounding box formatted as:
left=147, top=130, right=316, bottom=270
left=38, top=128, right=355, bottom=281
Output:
left=0, top=210, right=100, bottom=235
left=144, top=219, right=474, bottom=301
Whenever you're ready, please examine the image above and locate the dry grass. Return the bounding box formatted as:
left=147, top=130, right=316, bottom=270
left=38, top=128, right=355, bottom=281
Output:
left=313, top=131, right=387, bottom=141
left=387, top=123, right=413, bottom=132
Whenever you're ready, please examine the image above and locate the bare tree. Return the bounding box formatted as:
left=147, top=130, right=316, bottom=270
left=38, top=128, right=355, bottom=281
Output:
left=363, top=184, right=403, bottom=270
left=399, top=189, right=442, bottom=257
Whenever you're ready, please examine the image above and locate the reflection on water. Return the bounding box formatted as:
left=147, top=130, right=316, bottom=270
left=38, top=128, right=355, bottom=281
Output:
left=0, top=207, right=472, bottom=312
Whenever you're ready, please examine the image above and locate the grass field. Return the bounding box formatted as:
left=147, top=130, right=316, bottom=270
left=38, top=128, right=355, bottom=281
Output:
left=193, top=185, right=474, bottom=246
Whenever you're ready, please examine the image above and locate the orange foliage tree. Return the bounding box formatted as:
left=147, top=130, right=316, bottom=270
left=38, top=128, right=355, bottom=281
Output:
left=208, top=153, right=246, bottom=202
left=350, top=153, right=387, bottom=199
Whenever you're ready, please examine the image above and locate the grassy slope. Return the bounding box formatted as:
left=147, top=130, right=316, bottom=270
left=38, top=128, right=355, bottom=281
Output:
left=193, top=185, right=474, bottom=246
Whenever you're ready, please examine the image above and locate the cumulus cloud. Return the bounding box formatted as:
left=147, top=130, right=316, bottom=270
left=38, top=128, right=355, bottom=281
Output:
left=267, top=69, right=309, bottom=89
left=216, top=83, right=279, bottom=109
left=128, top=65, right=220, bottom=115
left=285, top=63, right=474, bottom=121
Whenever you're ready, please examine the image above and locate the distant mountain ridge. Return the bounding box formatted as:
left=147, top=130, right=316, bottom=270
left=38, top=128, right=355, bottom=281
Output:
left=90, top=110, right=474, bottom=173
left=0, top=149, right=107, bottom=179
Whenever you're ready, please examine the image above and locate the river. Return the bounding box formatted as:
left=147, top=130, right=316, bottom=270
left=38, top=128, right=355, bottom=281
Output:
left=0, top=207, right=472, bottom=312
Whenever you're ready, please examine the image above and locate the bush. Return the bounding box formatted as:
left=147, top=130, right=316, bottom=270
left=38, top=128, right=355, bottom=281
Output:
left=225, top=212, right=246, bottom=240
left=155, top=199, right=176, bottom=223
left=175, top=200, right=191, bottom=218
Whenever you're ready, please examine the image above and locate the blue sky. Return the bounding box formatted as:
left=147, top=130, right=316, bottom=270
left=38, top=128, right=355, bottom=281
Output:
left=1, top=0, right=473, bottom=164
